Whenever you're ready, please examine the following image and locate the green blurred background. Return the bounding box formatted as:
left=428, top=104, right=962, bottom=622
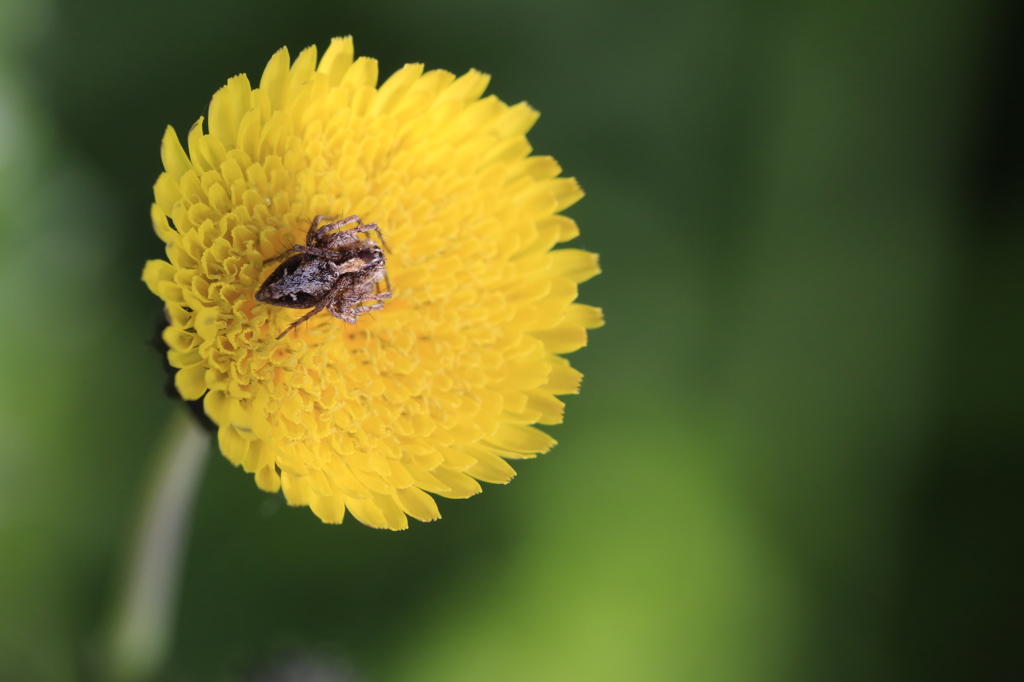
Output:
left=1, top=0, right=1021, bottom=680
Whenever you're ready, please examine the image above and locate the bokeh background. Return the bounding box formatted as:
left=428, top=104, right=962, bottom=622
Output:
left=1, top=0, right=1022, bottom=680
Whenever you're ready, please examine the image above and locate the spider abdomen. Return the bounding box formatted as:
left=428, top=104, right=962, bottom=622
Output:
left=256, top=255, right=347, bottom=309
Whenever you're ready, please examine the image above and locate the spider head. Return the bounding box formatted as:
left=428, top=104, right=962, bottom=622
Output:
left=352, top=239, right=386, bottom=272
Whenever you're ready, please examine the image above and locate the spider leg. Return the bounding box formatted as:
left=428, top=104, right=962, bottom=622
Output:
left=319, top=220, right=383, bottom=249
left=308, top=215, right=355, bottom=245
left=275, top=291, right=336, bottom=339
left=362, top=291, right=392, bottom=303
left=263, top=251, right=290, bottom=265
left=307, top=215, right=329, bottom=246
left=355, top=302, right=386, bottom=317
left=277, top=306, right=321, bottom=339
left=263, top=243, right=299, bottom=264
left=369, top=226, right=389, bottom=252
left=312, top=215, right=366, bottom=246
left=326, top=304, right=358, bottom=324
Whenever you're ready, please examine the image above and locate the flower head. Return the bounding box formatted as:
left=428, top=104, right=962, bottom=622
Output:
left=142, top=38, right=602, bottom=528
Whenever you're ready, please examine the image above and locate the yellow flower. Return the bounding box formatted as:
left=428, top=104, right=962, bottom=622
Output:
left=142, top=37, right=602, bottom=528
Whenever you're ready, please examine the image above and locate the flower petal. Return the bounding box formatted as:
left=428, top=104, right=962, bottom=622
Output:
left=550, top=248, right=602, bottom=283
left=486, top=423, right=557, bottom=454
left=395, top=486, right=442, bottom=522
left=208, top=74, right=252, bottom=148
left=160, top=125, right=192, bottom=181
left=260, top=46, right=292, bottom=112
left=318, top=36, right=355, bottom=84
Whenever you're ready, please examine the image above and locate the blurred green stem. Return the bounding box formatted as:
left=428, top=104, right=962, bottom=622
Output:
left=106, top=408, right=210, bottom=682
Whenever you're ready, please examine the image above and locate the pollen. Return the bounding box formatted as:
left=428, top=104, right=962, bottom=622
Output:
left=142, top=37, right=603, bottom=528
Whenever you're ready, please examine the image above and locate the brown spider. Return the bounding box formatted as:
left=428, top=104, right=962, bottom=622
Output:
left=256, top=215, right=391, bottom=339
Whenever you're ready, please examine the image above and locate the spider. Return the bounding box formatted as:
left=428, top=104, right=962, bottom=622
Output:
left=256, top=215, right=392, bottom=339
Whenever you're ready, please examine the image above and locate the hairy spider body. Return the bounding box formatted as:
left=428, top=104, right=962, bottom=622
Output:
left=256, top=215, right=391, bottom=339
